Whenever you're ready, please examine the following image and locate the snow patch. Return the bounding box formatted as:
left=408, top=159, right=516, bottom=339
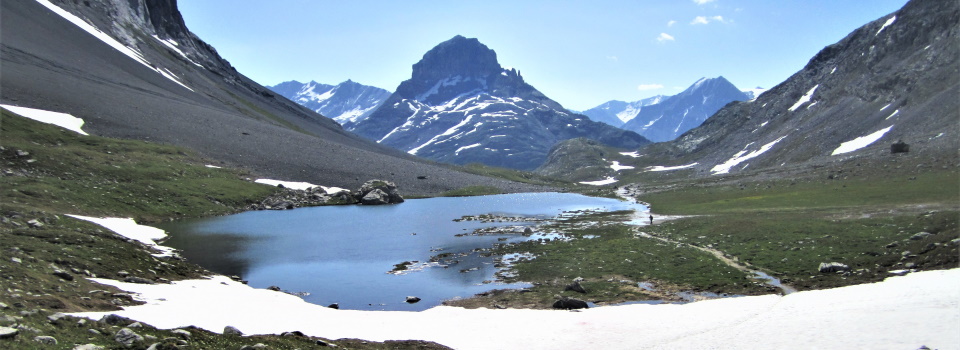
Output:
left=885, top=109, right=899, bottom=120
left=831, top=126, right=894, bottom=155
left=204, top=165, right=222, bottom=169
left=68, top=269, right=960, bottom=350
left=1, top=104, right=89, bottom=135
left=255, top=179, right=346, bottom=194
left=645, top=163, right=698, bottom=172
left=879, top=103, right=892, bottom=111
left=455, top=143, right=482, bottom=155
left=711, top=136, right=787, bottom=174
left=876, top=16, right=896, bottom=36
left=788, top=85, right=818, bottom=112
left=66, top=215, right=174, bottom=257
left=34, top=0, right=193, bottom=91
left=610, top=161, right=635, bottom=171
left=579, top=177, right=618, bottom=186
left=619, top=151, right=641, bottom=158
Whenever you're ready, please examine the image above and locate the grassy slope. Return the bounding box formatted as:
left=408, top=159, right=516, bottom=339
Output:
left=0, top=110, right=450, bottom=349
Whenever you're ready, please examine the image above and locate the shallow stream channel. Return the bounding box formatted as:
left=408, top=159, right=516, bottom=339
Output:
left=159, top=192, right=646, bottom=311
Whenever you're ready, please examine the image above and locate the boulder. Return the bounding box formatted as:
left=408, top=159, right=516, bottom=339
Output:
left=405, top=296, right=421, bottom=303
left=170, top=329, right=191, bottom=339
left=115, top=328, right=143, bottom=347
left=223, top=325, right=243, bottom=336
left=891, top=140, right=910, bottom=153
left=355, top=180, right=404, bottom=204
left=73, top=344, right=106, bottom=350
left=33, top=335, right=58, bottom=344
left=552, top=297, right=589, bottom=310
left=0, top=326, right=18, bottom=339
left=52, top=269, right=74, bottom=281
left=564, top=281, right=587, bottom=293
left=327, top=303, right=339, bottom=309
left=123, top=276, right=156, bottom=284
left=818, top=262, right=851, bottom=273
left=910, top=232, right=933, bottom=240
left=99, top=314, right=131, bottom=325
left=361, top=189, right=390, bottom=205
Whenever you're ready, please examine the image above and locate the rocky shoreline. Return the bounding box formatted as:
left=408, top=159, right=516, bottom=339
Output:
left=248, top=179, right=405, bottom=210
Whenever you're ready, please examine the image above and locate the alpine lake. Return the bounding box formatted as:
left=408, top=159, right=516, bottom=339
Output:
left=159, top=192, right=647, bottom=311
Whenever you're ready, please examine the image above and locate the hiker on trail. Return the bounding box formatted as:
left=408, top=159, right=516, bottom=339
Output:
left=649, top=215, right=653, bottom=225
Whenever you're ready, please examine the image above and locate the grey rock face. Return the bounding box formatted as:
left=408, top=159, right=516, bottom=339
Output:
left=115, top=328, right=144, bottom=347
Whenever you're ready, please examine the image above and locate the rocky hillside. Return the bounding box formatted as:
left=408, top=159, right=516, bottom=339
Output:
left=349, top=35, right=650, bottom=170
left=624, top=0, right=958, bottom=177
left=269, top=80, right=391, bottom=125
left=0, top=0, right=549, bottom=195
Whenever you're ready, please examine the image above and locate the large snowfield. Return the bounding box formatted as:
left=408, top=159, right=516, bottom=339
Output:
left=68, top=216, right=960, bottom=350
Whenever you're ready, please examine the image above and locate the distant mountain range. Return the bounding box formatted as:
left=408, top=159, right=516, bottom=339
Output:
left=553, top=0, right=957, bottom=181
left=580, top=77, right=751, bottom=142
left=345, top=35, right=650, bottom=170
left=0, top=0, right=548, bottom=195
left=268, top=80, right=390, bottom=125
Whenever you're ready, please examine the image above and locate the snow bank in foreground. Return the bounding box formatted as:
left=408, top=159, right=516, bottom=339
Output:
left=832, top=126, right=894, bottom=155
left=1, top=104, right=88, bottom=135
left=255, top=179, right=347, bottom=194
left=71, top=269, right=960, bottom=350
left=579, top=177, right=617, bottom=186
left=66, top=215, right=174, bottom=257
left=645, top=163, right=698, bottom=172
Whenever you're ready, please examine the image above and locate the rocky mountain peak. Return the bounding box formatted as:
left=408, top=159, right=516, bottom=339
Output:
left=412, top=35, right=502, bottom=81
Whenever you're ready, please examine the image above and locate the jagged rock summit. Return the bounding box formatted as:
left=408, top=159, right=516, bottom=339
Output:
left=348, top=35, right=649, bottom=170
left=269, top=80, right=391, bottom=125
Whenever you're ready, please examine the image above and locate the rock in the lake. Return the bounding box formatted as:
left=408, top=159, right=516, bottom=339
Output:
left=552, top=297, right=589, bottom=310
left=355, top=180, right=404, bottom=204
left=327, top=303, right=339, bottom=309
left=818, top=262, right=851, bottom=273
left=115, top=328, right=144, bottom=347
left=405, top=296, right=421, bottom=303
left=224, top=325, right=243, bottom=336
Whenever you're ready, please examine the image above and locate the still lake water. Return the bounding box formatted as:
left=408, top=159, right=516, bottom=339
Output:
left=159, top=192, right=645, bottom=311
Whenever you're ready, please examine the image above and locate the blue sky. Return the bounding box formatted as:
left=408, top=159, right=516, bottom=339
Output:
left=179, top=0, right=908, bottom=111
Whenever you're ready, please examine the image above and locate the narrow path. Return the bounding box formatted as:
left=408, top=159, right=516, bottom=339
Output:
left=617, top=186, right=798, bottom=295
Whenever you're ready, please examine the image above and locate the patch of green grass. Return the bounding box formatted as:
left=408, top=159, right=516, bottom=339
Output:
left=457, top=163, right=568, bottom=187
left=639, top=171, right=959, bottom=215
left=0, top=110, right=276, bottom=222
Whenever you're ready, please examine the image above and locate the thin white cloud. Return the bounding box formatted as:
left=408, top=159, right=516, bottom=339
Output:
left=606, top=55, right=619, bottom=62
left=667, top=20, right=677, bottom=27
left=691, top=15, right=728, bottom=25
left=693, top=0, right=715, bottom=4
left=637, top=84, right=665, bottom=91
left=656, top=33, right=675, bottom=42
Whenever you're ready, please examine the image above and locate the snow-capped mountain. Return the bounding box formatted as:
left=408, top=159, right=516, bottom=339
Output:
left=619, top=76, right=750, bottom=142
left=349, top=35, right=650, bottom=170
left=631, top=0, right=957, bottom=177
left=579, top=95, right=665, bottom=127
left=742, top=87, right=768, bottom=100
left=269, top=80, right=390, bottom=125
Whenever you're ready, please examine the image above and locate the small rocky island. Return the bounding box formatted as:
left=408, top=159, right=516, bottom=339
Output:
left=250, top=179, right=404, bottom=210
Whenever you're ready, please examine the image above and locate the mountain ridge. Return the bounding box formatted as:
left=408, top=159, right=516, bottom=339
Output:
left=349, top=35, right=650, bottom=170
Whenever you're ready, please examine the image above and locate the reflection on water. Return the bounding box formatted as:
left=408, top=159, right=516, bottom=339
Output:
left=159, top=192, right=645, bottom=311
